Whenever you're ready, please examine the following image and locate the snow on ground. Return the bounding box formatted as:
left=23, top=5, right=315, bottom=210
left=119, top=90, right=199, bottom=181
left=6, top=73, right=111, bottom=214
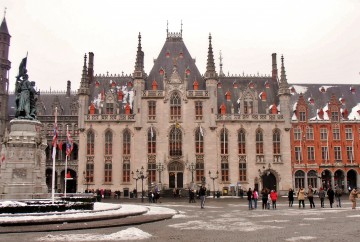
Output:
left=37, top=227, right=152, bottom=241
left=285, top=236, right=317, bottom=241
left=144, top=205, right=177, bottom=216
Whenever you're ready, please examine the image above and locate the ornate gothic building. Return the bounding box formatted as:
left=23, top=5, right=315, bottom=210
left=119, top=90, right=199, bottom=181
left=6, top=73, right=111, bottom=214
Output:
left=1, top=15, right=359, bottom=196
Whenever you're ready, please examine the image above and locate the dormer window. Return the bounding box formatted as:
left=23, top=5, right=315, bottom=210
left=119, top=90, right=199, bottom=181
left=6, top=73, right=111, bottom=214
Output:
left=331, top=111, right=339, bottom=122
left=299, top=111, right=306, bottom=122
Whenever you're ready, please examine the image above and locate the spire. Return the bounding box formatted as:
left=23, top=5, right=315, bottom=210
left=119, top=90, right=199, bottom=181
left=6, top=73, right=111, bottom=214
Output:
left=0, top=8, right=9, bottom=35
left=205, top=33, right=217, bottom=80
left=219, top=50, right=224, bottom=77
left=79, top=54, right=89, bottom=90
left=278, top=55, right=290, bottom=95
left=133, top=32, right=145, bottom=78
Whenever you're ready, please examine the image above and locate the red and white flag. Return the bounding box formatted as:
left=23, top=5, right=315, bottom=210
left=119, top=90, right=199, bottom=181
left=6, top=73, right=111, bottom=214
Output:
left=66, top=131, right=74, bottom=157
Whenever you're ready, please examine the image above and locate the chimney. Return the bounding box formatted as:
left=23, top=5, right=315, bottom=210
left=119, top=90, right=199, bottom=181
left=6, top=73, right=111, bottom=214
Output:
left=66, top=80, right=71, bottom=97
left=272, top=53, right=278, bottom=81
left=88, top=52, right=94, bottom=85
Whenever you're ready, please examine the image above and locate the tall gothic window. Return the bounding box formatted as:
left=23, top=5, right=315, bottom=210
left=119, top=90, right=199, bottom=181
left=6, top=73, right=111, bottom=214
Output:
left=105, top=131, right=112, bottom=155
left=196, top=162, right=204, bottom=182
left=221, top=162, right=229, bottom=182
left=239, top=159, right=247, bottom=181
left=195, top=127, right=204, bottom=154
left=148, top=162, right=156, bottom=183
left=195, top=101, right=203, bottom=120
left=148, top=101, right=156, bottom=120
left=273, top=129, right=281, bottom=154
left=123, top=130, right=131, bottom=155
left=104, top=163, right=112, bottom=183
left=220, top=128, right=228, bottom=155
left=238, top=129, right=246, bottom=154
left=170, top=92, right=181, bottom=121
left=123, top=163, right=130, bottom=182
left=147, top=127, right=156, bottom=154
left=169, top=126, right=182, bottom=156
left=86, top=163, right=94, bottom=183
left=87, top=130, right=95, bottom=155
left=256, top=129, right=263, bottom=154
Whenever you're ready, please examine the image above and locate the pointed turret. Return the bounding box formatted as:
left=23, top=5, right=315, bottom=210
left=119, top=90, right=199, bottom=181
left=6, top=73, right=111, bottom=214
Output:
left=219, top=50, right=225, bottom=77
left=278, top=55, right=291, bottom=129
left=205, top=33, right=217, bottom=80
left=78, top=54, right=89, bottom=93
left=278, top=55, right=290, bottom=95
left=133, top=32, right=145, bottom=79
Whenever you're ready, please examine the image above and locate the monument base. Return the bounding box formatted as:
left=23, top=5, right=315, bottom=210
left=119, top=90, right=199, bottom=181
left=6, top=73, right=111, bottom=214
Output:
left=0, top=119, right=48, bottom=199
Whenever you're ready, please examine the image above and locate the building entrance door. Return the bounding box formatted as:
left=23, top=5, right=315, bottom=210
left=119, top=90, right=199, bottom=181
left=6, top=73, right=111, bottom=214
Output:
left=169, top=172, right=176, bottom=188
left=177, top=172, right=183, bottom=188
left=262, top=173, right=277, bottom=191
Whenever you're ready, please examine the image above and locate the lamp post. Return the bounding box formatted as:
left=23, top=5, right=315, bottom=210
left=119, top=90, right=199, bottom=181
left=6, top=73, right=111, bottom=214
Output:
left=83, top=171, right=89, bottom=193
left=131, top=171, right=140, bottom=198
left=209, top=170, right=219, bottom=198
left=156, top=162, right=165, bottom=184
left=133, top=166, right=148, bottom=203
left=188, top=162, right=196, bottom=183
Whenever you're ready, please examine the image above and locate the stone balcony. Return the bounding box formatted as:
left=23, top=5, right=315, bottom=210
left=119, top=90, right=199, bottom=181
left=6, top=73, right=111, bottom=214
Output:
left=216, top=114, right=284, bottom=122
left=85, top=114, right=135, bottom=122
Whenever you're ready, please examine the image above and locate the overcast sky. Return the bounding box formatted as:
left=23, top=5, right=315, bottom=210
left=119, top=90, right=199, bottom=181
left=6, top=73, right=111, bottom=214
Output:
left=2, top=0, right=360, bottom=92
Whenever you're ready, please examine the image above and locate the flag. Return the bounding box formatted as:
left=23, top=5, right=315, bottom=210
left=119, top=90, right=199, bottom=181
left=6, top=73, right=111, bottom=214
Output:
left=150, top=126, right=154, bottom=138
left=199, top=125, right=204, bottom=137
left=17, top=56, right=28, bottom=78
left=52, top=124, right=58, bottom=147
left=66, top=131, right=74, bottom=156
left=58, top=140, right=63, bottom=151
left=1, top=154, right=5, bottom=163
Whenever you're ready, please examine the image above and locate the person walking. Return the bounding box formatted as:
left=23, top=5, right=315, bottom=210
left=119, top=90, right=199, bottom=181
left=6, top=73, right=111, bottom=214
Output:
left=247, top=188, right=253, bottom=210
left=261, top=188, right=269, bottom=210
left=199, top=185, right=206, bottom=208
left=335, top=185, right=343, bottom=207
left=288, top=188, right=294, bottom=207
left=270, top=190, right=278, bottom=209
left=327, top=187, right=335, bottom=208
left=349, top=187, right=358, bottom=209
left=253, top=189, right=259, bottom=209
left=307, top=185, right=315, bottom=208
left=318, top=187, right=326, bottom=208
left=297, top=186, right=305, bottom=208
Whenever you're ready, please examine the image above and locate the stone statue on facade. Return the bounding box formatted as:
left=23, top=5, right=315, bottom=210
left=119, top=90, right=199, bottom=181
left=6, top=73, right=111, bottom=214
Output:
left=15, top=56, right=39, bottom=120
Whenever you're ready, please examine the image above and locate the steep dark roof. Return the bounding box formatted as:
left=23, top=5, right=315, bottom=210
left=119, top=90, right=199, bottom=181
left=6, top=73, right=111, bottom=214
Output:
left=0, top=17, right=9, bottom=35
left=146, top=35, right=204, bottom=90
left=289, top=83, right=360, bottom=120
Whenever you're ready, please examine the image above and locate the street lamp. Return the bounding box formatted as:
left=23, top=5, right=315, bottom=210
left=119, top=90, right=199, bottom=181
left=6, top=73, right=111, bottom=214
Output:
left=131, top=171, right=140, bottom=198
left=209, top=170, right=219, bottom=198
left=188, top=162, right=196, bottom=183
left=156, top=162, right=165, bottom=184
left=83, top=171, right=89, bottom=193
left=133, top=166, right=148, bottom=203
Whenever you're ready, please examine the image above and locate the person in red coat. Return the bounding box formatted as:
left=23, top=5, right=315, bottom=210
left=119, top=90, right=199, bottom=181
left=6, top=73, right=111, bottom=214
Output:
left=270, top=190, right=278, bottom=209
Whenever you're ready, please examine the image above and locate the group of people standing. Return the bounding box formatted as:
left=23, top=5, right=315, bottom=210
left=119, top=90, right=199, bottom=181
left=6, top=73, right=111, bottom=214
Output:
left=289, top=186, right=358, bottom=209
left=246, top=188, right=278, bottom=210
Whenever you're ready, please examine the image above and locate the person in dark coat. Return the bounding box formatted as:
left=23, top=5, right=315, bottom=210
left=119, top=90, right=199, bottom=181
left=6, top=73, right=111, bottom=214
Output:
left=288, top=188, right=294, bottom=207
left=247, top=188, right=253, bottom=210
left=327, top=187, right=335, bottom=208
left=261, top=188, right=269, bottom=209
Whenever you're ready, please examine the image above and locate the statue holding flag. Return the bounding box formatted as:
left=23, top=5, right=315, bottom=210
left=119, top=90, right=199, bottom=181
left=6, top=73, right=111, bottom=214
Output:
left=15, top=54, right=39, bottom=120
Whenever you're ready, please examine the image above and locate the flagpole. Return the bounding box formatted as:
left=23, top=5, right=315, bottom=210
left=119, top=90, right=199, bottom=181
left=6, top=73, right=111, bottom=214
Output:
left=64, top=125, right=68, bottom=198
left=52, top=107, right=57, bottom=204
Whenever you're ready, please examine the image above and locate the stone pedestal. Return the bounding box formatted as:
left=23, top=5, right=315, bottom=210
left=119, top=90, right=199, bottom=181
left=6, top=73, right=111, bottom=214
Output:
left=0, top=119, right=48, bottom=199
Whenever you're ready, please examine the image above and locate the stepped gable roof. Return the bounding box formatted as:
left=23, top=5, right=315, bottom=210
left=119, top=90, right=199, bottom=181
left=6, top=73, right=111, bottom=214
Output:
left=289, top=83, right=360, bottom=120
left=217, top=75, right=277, bottom=114
left=0, top=17, right=9, bottom=35
left=146, top=34, right=204, bottom=90
left=90, top=74, right=134, bottom=113
left=8, top=91, right=78, bottom=116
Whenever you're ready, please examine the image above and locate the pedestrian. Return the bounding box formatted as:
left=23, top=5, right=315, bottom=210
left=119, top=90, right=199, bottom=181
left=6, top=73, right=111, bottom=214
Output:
left=261, top=188, right=268, bottom=210
left=199, top=185, right=206, bottom=209
left=253, top=189, right=259, bottom=209
left=270, top=190, right=278, bottom=209
left=318, top=187, right=326, bottom=208
left=173, top=188, right=177, bottom=198
left=288, top=188, right=294, bottom=207
left=267, top=191, right=271, bottom=209
left=327, top=187, right=335, bottom=208
left=307, top=185, right=315, bottom=208
left=335, top=185, right=343, bottom=207
left=239, top=188, right=244, bottom=199
left=247, top=188, right=253, bottom=210
left=297, top=186, right=305, bottom=208
left=349, top=187, right=358, bottom=209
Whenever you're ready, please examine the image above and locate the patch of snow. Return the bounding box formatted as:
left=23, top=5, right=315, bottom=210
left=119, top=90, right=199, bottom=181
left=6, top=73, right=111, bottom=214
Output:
left=37, top=227, right=152, bottom=241
left=144, top=206, right=177, bottom=216
left=292, top=85, right=308, bottom=95
left=293, top=102, right=298, bottom=111
left=303, top=217, right=324, bottom=220
left=348, top=103, right=360, bottom=120
left=285, top=236, right=316, bottom=241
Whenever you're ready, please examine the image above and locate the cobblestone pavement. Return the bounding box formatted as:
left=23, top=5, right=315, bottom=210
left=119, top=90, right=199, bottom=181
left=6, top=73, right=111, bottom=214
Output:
left=1, top=197, right=360, bottom=242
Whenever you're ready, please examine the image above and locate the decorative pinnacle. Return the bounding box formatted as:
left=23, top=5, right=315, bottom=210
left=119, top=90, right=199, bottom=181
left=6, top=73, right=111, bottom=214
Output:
left=4, top=7, right=6, bottom=18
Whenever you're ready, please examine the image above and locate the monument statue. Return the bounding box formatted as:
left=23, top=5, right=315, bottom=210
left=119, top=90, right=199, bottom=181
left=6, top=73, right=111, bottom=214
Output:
left=15, top=56, right=39, bottom=120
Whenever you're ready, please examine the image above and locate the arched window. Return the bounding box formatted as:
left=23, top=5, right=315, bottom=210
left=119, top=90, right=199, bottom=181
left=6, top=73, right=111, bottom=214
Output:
left=307, top=170, right=318, bottom=188
left=147, top=127, right=156, bottom=154
left=87, top=130, right=95, bottom=155
left=123, top=130, right=131, bottom=155
left=105, top=131, right=112, bottom=155
left=256, top=129, right=263, bottom=154
left=170, top=92, right=181, bottom=121
left=195, top=127, right=204, bottom=154
left=238, top=129, right=246, bottom=154
left=104, top=163, right=112, bottom=183
left=273, top=129, right=281, bottom=154
left=169, top=126, right=182, bottom=156
left=220, top=128, right=228, bottom=155
left=295, top=170, right=305, bottom=189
